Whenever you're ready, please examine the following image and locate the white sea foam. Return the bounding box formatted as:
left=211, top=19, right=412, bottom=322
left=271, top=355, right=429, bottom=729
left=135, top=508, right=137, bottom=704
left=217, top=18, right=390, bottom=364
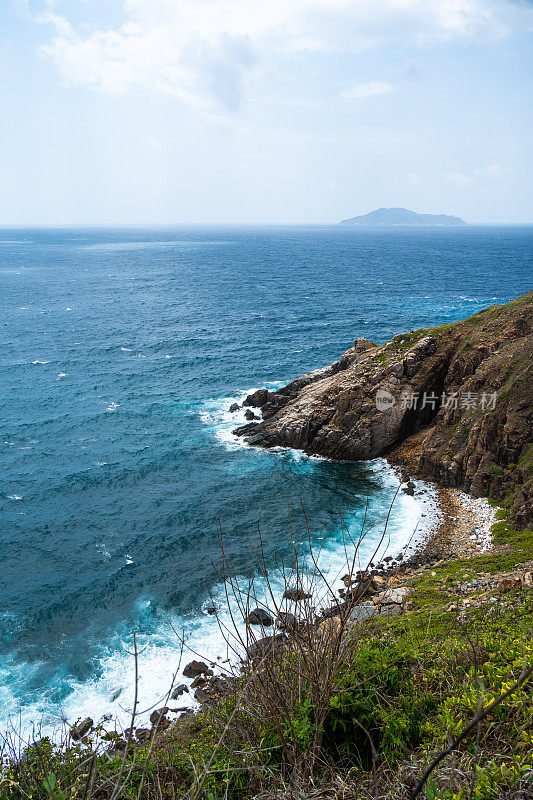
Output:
left=32, top=360, right=49, bottom=365
left=0, top=388, right=440, bottom=741
left=198, top=381, right=285, bottom=452
left=2, top=463, right=439, bottom=741
left=0, top=463, right=440, bottom=741
left=105, top=401, right=120, bottom=413
left=7, top=495, right=23, bottom=501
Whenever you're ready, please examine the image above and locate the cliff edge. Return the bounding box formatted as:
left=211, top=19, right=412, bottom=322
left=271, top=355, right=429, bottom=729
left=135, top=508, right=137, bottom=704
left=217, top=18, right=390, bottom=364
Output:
left=235, top=292, right=533, bottom=528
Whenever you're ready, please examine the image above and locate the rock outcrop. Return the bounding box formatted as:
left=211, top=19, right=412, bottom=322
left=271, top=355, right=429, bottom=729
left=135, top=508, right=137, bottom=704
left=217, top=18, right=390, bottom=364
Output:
left=235, top=293, right=533, bottom=528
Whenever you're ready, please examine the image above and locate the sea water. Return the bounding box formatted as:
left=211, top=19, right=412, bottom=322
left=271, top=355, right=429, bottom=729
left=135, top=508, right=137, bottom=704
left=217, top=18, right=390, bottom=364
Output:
left=0, top=225, right=531, bottom=737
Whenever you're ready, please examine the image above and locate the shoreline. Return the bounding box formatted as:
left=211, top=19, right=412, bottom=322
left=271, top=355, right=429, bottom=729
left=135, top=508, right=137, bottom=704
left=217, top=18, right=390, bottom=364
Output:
left=385, top=433, right=497, bottom=569
left=0, top=420, right=497, bottom=745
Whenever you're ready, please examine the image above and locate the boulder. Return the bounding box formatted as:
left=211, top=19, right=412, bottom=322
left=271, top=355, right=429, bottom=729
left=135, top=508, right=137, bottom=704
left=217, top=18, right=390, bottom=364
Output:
left=317, top=617, right=341, bottom=645
left=70, top=717, right=93, bottom=741
left=354, top=337, right=375, bottom=353
left=244, top=409, right=258, bottom=421
left=247, top=634, right=284, bottom=660
left=228, top=403, right=240, bottom=413
left=183, top=660, right=212, bottom=678
left=149, top=707, right=168, bottom=725
left=171, top=684, right=188, bottom=699
left=498, top=577, right=521, bottom=594
left=194, top=688, right=211, bottom=704
left=374, top=586, right=413, bottom=605
left=246, top=608, right=274, bottom=626
left=283, top=588, right=311, bottom=602
left=349, top=602, right=377, bottom=624
left=320, top=601, right=346, bottom=619
left=243, top=389, right=269, bottom=408
left=276, top=611, right=297, bottom=631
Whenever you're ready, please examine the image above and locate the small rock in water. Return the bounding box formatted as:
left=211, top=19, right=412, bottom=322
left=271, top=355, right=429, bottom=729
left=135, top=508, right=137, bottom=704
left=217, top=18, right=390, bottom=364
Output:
left=246, top=608, right=274, bottom=626
left=228, top=403, right=240, bottom=413
left=171, top=684, right=189, bottom=699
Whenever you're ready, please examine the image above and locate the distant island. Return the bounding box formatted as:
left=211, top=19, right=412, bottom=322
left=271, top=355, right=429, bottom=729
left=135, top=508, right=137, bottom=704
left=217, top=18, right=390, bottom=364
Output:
left=340, top=207, right=466, bottom=226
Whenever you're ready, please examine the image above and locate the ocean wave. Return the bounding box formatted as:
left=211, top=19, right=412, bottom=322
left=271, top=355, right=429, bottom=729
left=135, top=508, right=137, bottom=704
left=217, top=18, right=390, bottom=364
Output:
left=198, top=382, right=284, bottom=452
left=0, top=471, right=439, bottom=740
left=0, top=385, right=440, bottom=741
left=79, top=241, right=232, bottom=252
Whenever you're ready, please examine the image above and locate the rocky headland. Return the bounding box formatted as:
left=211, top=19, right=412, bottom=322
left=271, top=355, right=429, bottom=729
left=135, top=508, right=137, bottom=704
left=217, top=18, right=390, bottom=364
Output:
left=234, top=292, right=532, bottom=528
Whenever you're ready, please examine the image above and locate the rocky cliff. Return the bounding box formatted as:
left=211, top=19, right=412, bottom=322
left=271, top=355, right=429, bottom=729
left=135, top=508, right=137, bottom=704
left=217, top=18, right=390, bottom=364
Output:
left=235, top=292, right=533, bottom=528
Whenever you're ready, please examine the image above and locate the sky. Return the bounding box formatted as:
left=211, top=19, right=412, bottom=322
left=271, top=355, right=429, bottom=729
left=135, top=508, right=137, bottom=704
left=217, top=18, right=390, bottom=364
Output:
left=0, top=0, right=532, bottom=225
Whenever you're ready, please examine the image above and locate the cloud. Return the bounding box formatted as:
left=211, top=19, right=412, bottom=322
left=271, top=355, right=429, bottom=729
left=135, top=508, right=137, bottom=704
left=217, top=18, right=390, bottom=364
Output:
left=33, top=0, right=532, bottom=112
left=473, top=163, right=512, bottom=180
left=444, top=171, right=474, bottom=187
left=444, top=164, right=513, bottom=188
left=340, top=80, right=395, bottom=99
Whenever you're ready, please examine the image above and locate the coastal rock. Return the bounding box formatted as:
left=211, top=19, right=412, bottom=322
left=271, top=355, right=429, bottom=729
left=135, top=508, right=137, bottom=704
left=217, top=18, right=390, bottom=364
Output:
left=283, top=588, right=311, bottom=602
left=374, top=587, right=413, bottom=605
left=228, top=403, right=240, bottom=413
left=247, top=634, right=284, bottom=660
left=244, top=409, right=258, bottom=421
left=171, top=684, right=188, bottom=699
left=276, top=611, right=298, bottom=631
left=243, top=389, right=269, bottom=408
left=70, top=717, right=93, bottom=741
left=149, top=707, right=168, bottom=725
left=246, top=608, right=274, bottom=626
left=234, top=292, right=533, bottom=528
left=349, top=602, right=377, bottom=623
left=183, top=660, right=212, bottom=679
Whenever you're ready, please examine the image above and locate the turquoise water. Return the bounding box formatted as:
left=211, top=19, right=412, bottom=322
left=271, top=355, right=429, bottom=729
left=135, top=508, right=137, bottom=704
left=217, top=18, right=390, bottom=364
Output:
left=0, top=225, right=531, bottom=734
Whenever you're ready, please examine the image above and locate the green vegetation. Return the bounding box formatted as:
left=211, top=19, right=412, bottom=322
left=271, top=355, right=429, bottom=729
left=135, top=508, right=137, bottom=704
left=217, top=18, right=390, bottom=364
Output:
left=2, top=511, right=531, bottom=800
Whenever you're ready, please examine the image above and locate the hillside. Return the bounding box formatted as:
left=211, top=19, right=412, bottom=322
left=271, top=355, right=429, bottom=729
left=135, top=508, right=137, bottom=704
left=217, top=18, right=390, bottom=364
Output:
left=235, top=292, right=533, bottom=528
left=340, top=207, right=466, bottom=225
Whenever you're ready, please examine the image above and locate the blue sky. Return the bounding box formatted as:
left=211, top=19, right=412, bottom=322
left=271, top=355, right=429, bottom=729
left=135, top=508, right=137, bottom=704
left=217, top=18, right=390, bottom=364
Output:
left=1, top=0, right=532, bottom=224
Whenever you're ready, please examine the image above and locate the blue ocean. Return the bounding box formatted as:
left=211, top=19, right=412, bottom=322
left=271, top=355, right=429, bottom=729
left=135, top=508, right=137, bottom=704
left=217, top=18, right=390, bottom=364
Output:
left=1, top=225, right=531, bottom=735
